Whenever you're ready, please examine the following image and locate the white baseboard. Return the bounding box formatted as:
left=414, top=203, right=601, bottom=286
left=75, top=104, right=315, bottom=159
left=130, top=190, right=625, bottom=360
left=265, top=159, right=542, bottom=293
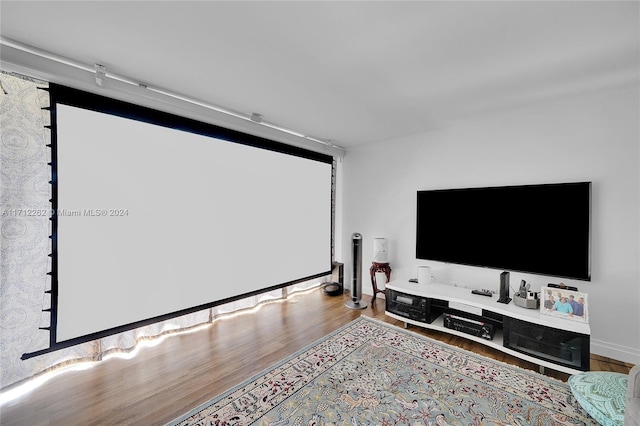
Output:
left=591, top=338, right=640, bottom=365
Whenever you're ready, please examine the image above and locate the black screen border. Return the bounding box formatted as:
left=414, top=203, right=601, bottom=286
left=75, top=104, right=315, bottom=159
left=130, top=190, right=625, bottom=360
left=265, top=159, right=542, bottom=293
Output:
left=22, top=84, right=333, bottom=360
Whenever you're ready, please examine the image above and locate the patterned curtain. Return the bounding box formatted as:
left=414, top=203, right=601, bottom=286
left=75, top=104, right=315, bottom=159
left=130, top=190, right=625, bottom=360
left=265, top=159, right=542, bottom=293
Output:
left=0, top=72, right=326, bottom=392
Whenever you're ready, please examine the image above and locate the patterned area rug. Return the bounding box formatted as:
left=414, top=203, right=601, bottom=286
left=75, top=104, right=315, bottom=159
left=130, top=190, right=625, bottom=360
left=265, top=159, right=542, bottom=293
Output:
left=168, top=316, right=596, bottom=425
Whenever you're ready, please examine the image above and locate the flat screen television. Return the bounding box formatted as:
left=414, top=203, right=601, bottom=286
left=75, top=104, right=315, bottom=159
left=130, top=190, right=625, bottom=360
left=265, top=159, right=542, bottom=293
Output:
left=416, top=182, right=591, bottom=281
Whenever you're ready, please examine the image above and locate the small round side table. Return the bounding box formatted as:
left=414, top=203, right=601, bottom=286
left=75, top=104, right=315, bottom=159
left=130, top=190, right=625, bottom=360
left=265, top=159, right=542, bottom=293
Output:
left=370, top=261, right=391, bottom=305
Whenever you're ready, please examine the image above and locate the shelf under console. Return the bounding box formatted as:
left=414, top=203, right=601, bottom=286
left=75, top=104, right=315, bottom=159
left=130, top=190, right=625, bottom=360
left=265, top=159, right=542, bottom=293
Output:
left=504, top=317, right=589, bottom=371
left=385, top=280, right=591, bottom=374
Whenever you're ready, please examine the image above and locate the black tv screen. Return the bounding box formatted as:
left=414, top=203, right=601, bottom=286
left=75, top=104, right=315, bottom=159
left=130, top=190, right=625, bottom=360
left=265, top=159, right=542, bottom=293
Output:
left=416, top=182, right=591, bottom=281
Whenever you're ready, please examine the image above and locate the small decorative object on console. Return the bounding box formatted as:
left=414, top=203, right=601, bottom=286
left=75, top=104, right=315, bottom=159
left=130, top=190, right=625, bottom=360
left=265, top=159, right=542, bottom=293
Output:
left=514, top=280, right=540, bottom=309
left=417, top=266, right=432, bottom=284
left=540, top=286, right=589, bottom=323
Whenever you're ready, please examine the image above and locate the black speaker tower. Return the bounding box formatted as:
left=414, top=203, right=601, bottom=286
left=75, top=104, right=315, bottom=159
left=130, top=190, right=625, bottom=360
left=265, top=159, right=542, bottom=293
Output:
left=346, top=233, right=367, bottom=309
left=498, top=271, right=511, bottom=304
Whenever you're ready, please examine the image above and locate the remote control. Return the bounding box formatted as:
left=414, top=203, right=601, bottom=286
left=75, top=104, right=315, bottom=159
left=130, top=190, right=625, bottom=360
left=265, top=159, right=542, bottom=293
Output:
left=471, top=289, right=492, bottom=297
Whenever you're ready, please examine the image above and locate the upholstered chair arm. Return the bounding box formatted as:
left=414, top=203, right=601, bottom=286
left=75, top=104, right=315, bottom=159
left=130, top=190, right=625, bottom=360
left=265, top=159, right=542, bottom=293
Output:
left=626, top=364, right=640, bottom=426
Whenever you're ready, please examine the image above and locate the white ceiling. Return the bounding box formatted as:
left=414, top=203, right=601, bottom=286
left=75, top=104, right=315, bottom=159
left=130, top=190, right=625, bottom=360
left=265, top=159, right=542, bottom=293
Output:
left=1, top=1, right=638, bottom=148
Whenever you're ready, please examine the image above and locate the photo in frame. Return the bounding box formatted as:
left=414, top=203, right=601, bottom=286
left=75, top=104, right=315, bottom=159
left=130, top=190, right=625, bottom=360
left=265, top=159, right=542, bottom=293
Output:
left=540, top=286, right=589, bottom=323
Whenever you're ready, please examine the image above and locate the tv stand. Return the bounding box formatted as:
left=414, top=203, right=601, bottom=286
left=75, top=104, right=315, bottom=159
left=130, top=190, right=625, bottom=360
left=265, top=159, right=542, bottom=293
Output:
left=385, top=280, right=591, bottom=374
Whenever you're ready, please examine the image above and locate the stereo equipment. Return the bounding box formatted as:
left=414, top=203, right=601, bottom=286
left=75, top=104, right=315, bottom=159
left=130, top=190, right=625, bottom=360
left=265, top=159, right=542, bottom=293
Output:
left=346, top=233, right=367, bottom=309
left=443, top=309, right=495, bottom=340
left=498, top=271, right=511, bottom=304
left=386, top=289, right=447, bottom=323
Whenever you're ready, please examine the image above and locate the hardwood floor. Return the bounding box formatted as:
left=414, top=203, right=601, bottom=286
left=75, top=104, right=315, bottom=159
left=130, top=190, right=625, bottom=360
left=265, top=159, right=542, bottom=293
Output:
left=1, top=288, right=633, bottom=426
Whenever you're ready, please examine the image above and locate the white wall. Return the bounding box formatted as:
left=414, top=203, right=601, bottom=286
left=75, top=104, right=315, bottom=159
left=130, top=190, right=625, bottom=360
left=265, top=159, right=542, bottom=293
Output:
left=340, top=86, right=640, bottom=364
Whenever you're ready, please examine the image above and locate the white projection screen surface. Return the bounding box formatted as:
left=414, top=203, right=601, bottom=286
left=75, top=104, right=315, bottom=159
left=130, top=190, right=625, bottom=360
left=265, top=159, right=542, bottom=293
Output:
left=52, top=91, right=332, bottom=345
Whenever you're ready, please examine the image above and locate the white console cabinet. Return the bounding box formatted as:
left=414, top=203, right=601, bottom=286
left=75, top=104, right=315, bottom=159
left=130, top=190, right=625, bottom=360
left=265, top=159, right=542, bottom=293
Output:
left=385, top=280, right=591, bottom=374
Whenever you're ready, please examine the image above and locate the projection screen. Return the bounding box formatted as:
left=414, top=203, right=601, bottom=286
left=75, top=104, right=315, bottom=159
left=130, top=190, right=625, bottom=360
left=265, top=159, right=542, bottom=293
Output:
left=33, top=85, right=333, bottom=354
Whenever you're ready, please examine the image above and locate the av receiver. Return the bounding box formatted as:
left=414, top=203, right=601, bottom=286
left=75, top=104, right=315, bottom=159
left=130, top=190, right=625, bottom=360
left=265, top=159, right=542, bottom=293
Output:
left=386, top=289, right=447, bottom=324
left=443, top=309, right=496, bottom=341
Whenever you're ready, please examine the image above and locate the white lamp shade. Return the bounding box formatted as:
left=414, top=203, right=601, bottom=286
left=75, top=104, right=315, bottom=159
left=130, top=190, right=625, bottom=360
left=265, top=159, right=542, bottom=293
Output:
left=373, top=238, right=389, bottom=263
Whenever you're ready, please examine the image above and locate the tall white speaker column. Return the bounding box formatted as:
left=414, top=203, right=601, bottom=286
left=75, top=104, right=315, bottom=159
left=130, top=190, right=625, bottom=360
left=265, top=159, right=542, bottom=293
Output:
left=346, top=233, right=367, bottom=309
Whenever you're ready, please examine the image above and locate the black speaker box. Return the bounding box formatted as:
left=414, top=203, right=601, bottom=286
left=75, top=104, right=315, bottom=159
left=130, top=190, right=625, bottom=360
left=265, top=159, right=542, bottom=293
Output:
left=332, top=262, right=344, bottom=286
left=498, top=271, right=511, bottom=304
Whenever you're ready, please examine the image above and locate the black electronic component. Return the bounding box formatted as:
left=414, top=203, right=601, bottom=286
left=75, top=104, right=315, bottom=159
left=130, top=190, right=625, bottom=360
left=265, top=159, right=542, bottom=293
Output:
left=443, top=309, right=496, bottom=341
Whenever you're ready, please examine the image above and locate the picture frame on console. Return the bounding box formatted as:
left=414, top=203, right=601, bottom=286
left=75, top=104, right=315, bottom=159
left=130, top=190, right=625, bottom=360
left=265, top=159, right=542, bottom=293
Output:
left=540, top=287, right=589, bottom=323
